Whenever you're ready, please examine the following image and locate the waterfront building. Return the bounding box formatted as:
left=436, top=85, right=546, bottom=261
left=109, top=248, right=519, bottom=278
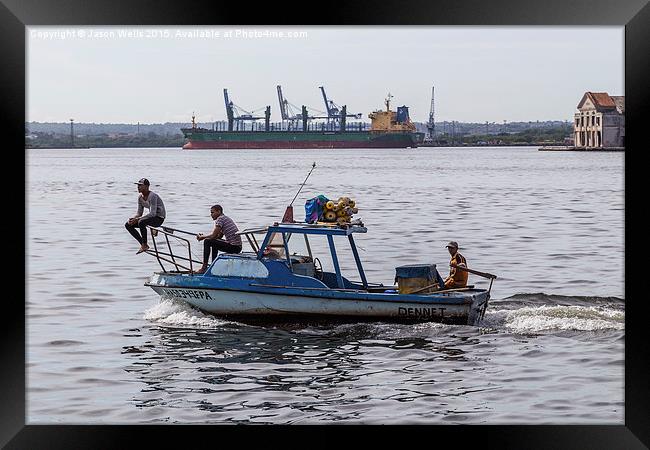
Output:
left=574, top=92, right=625, bottom=148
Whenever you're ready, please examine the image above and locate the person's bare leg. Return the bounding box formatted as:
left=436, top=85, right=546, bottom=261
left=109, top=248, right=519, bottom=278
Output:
left=195, top=239, right=215, bottom=273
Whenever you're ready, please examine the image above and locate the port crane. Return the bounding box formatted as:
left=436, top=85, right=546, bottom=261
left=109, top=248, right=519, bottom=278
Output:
left=318, top=86, right=362, bottom=124
left=427, top=86, right=435, bottom=141
left=224, top=89, right=269, bottom=131
left=276, top=85, right=304, bottom=123
left=277, top=85, right=338, bottom=129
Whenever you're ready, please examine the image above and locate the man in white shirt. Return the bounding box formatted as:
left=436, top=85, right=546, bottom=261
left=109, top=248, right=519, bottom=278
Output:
left=125, top=178, right=166, bottom=254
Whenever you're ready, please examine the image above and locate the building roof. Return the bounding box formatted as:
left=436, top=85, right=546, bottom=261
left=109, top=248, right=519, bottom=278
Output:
left=611, top=96, right=625, bottom=114
left=577, top=92, right=623, bottom=111
left=589, top=92, right=616, bottom=108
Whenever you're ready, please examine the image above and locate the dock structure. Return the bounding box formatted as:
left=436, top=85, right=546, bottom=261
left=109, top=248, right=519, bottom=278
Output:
left=538, top=146, right=624, bottom=152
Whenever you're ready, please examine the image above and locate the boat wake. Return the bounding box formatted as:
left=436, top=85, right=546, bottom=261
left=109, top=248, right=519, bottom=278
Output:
left=143, top=297, right=231, bottom=328
left=492, top=292, right=624, bottom=308
left=482, top=293, right=624, bottom=333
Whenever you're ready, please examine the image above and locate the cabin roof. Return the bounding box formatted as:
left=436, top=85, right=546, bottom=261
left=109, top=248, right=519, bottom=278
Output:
left=238, top=222, right=367, bottom=236
left=271, top=222, right=367, bottom=236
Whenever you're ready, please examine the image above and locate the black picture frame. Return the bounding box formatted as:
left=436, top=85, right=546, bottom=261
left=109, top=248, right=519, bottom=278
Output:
left=3, top=0, right=648, bottom=447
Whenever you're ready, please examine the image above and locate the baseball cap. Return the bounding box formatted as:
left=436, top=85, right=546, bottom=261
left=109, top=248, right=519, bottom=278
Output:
left=445, top=241, right=459, bottom=249
left=134, top=178, right=150, bottom=186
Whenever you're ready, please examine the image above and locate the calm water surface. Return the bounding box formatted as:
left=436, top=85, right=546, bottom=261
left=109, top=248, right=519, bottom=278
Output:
left=27, top=146, right=624, bottom=423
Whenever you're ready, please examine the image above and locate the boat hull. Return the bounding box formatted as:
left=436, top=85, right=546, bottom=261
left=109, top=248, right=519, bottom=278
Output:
left=147, top=282, right=489, bottom=325
left=181, top=129, right=424, bottom=149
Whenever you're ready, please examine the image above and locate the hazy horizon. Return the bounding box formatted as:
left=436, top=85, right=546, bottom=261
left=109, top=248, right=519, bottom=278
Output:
left=27, top=26, right=624, bottom=124
left=24, top=118, right=572, bottom=126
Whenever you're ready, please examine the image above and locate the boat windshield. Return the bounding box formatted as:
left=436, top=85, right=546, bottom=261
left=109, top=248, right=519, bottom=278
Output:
left=256, top=223, right=369, bottom=289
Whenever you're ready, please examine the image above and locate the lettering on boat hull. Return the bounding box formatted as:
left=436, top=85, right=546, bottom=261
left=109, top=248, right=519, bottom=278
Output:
left=160, top=287, right=213, bottom=301
left=398, top=306, right=446, bottom=318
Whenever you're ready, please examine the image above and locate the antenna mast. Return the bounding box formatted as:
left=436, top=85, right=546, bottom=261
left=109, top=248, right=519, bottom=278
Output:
left=282, top=162, right=317, bottom=223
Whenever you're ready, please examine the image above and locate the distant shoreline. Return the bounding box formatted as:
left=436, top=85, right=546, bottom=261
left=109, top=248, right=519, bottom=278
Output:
left=26, top=145, right=553, bottom=150
left=26, top=145, right=181, bottom=149
left=25, top=121, right=574, bottom=148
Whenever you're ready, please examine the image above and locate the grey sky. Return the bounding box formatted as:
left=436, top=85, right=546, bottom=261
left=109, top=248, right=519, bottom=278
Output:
left=27, top=26, right=624, bottom=124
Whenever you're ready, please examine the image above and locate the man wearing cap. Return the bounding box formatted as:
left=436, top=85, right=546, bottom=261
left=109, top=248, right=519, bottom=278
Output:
left=125, top=178, right=166, bottom=254
left=443, top=241, right=468, bottom=289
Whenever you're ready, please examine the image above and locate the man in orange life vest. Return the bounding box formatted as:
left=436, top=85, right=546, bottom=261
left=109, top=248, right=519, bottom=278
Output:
left=443, top=241, right=468, bottom=289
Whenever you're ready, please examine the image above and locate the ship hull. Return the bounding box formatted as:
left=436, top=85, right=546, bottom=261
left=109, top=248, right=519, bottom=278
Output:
left=181, top=129, right=423, bottom=149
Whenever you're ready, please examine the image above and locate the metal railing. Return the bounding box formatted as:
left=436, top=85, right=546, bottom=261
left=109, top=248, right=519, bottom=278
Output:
left=235, top=226, right=268, bottom=253
left=146, top=225, right=203, bottom=274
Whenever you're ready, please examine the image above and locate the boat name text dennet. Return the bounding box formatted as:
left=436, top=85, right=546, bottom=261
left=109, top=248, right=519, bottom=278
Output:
left=398, top=307, right=447, bottom=318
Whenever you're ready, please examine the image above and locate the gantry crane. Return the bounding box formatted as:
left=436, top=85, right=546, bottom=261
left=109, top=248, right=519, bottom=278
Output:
left=224, top=89, right=268, bottom=131
left=318, top=86, right=362, bottom=125
left=276, top=85, right=303, bottom=123
left=276, top=85, right=333, bottom=129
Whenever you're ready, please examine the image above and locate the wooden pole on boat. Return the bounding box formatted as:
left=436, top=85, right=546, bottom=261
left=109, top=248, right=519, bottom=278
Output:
left=450, top=263, right=497, bottom=279
left=282, top=162, right=317, bottom=223
left=409, top=283, right=440, bottom=294
left=451, top=263, right=497, bottom=295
